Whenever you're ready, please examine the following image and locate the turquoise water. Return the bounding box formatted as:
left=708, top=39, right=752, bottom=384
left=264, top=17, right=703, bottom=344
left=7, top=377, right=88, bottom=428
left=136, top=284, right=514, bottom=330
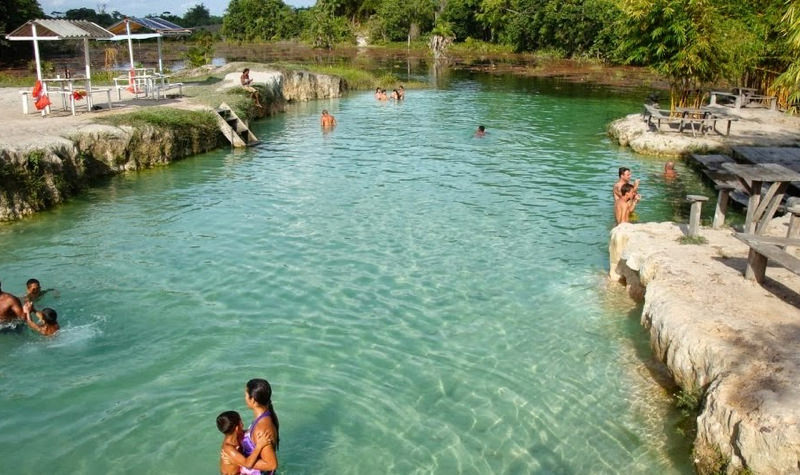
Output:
left=0, top=74, right=715, bottom=473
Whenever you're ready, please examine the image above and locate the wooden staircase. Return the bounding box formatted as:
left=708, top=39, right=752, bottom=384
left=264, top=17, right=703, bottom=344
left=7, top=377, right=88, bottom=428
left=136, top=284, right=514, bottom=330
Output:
left=214, top=102, right=259, bottom=147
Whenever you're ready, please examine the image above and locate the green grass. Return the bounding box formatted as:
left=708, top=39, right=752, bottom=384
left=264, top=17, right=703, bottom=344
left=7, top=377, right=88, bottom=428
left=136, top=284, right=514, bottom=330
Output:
left=97, top=108, right=218, bottom=134
left=678, top=235, right=709, bottom=245
left=448, top=38, right=516, bottom=56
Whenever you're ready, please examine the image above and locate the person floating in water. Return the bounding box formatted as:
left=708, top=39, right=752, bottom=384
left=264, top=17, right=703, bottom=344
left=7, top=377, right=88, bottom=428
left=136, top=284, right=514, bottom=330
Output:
left=217, top=411, right=272, bottom=475
left=615, top=183, right=639, bottom=225
left=0, top=281, right=24, bottom=322
left=22, top=301, right=59, bottom=336
left=474, top=125, right=486, bottom=138
left=321, top=109, right=336, bottom=128
left=664, top=161, right=678, bottom=180
left=613, top=167, right=640, bottom=201
left=242, top=379, right=280, bottom=475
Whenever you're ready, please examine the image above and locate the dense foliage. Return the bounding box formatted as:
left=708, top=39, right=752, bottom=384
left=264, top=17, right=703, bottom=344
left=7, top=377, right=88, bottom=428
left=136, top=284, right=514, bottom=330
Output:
left=0, top=0, right=44, bottom=61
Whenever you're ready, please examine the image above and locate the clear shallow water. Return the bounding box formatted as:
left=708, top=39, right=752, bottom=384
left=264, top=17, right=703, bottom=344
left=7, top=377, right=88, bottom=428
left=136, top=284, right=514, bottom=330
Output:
left=0, top=74, right=716, bottom=473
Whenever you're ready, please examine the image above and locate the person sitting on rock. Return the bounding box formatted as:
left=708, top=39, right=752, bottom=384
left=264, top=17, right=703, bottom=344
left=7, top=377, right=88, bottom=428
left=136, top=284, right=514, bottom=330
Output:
left=240, top=68, right=262, bottom=109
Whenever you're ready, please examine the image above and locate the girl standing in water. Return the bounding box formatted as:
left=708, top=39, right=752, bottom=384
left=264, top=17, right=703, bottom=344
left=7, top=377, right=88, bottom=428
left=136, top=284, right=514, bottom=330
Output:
left=242, top=379, right=280, bottom=474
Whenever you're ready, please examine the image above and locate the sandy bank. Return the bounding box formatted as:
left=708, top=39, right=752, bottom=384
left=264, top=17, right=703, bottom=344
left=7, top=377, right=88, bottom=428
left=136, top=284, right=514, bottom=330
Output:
left=610, top=218, right=800, bottom=473
left=608, top=107, right=800, bottom=158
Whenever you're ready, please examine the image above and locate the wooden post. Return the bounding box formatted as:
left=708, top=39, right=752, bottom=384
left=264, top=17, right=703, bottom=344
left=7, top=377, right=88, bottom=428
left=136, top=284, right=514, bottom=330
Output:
left=745, top=248, right=767, bottom=283
left=786, top=201, right=800, bottom=254
left=713, top=184, right=735, bottom=229
left=686, top=195, right=709, bottom=237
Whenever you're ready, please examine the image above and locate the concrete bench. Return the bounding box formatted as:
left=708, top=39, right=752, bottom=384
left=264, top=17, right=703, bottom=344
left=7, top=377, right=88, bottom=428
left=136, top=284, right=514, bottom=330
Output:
left=90, top=87, right=113, bottom=110
left=742, top=94, right=778, bottom=111
left=19, top=90, right=32, bottom=114
left=733, top=233, right=800, bottom=283
left=709, top=91, right=741, bottom=108
left=154, top=82, right=183, bottom=100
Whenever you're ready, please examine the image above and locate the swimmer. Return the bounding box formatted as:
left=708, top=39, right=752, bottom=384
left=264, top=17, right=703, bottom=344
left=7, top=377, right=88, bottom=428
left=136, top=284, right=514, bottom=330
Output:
left=613, top=167, right=640, bottom=201
left=25, top=278, right=41, bottom=302
left=22, top=301, right=59, bottom=336
left=321, top=109, right=336, bottom=127
left=374, top=87, right=382, bottom=99
left=615, top=183, right=639, bottom=225
left=0, top=281, right=24, bottom=322
left=474, top=125, right=486, bottom=138
left=377, top=89, right=388, bottom=101
left=398, top=85, right=405, bottom=100
left=217, top=411, right=272, bottom=475
left=664, top=161, right=677, bottom=180
left=390, top=89, right=400, bottom=101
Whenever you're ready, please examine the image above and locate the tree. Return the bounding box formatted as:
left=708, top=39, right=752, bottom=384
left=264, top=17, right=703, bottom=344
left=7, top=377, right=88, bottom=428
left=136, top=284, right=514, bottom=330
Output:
left=775, top=0, right=800, bottom=111
left=616, top=0, right=725, bottom=108
left=0, top=0, right=44, bottom=63
left=183, top=4, right=215, bottom=27
left=222, top=0, right=298, bottom=41
left=372, top=0, right=435, bottom=42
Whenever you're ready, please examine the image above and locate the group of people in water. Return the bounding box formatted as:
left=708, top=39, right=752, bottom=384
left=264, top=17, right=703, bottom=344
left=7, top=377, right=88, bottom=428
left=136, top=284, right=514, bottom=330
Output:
left=217, top=378, right=280, bottom=475
left=374, top=85, right=405, bottom=101
left=613, top=162, right=678, bottom=224
left=0, top=279, right=58, bottom=335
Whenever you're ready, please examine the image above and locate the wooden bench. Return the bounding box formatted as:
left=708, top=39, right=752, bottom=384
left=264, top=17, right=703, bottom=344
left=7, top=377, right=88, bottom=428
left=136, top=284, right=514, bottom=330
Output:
left=733, top=233, right=800, bottom=283
left=643, top=104, right=684, bottom=131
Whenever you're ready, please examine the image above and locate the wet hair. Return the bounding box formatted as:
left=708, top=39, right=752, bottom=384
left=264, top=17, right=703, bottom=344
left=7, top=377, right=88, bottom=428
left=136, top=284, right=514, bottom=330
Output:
left=246, top=378, right=280, bottom=450
left=243, top=68, right=250, bottom=74
left=216, top=410, right=242, bottom=434
left=41, top=308, right=57, bottom=325
left=620, top=183, right=634, bottom=196
left=618, top=167, right=630, bottom=177
left=478, top=125, right=485, bottom=132
left=322, top=109, right=328, bottom=115
left=27, top=278, right=40, bottom=287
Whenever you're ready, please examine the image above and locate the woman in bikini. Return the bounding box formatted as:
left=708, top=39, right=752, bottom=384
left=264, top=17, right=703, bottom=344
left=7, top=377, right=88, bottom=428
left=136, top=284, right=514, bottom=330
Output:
left=242, top=378, right=280, bottom=474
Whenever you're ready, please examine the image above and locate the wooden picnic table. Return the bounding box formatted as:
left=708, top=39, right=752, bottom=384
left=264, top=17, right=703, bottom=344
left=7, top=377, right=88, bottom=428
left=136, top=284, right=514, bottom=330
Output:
left=721, top=162, right=800, bottom=234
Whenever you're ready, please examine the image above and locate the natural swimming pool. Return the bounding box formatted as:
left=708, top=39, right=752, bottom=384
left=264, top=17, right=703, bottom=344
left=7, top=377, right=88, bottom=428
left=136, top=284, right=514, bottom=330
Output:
left=0, top=73, right=718, bottom=473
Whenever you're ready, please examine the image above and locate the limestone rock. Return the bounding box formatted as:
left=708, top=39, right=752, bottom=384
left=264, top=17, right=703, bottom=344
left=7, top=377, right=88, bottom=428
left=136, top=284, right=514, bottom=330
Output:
left=610, top=221, right=800, bottom=473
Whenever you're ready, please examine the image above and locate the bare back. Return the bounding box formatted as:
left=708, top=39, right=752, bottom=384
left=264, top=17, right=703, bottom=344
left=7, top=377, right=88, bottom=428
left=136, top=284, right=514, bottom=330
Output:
left=0, top=292, right=24, bottom=321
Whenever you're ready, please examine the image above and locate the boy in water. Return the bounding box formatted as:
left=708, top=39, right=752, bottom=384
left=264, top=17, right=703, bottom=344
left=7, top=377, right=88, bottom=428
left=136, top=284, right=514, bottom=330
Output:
left=474, top=125, right=486, bottom=137
left=217, top=411, right=272, bottom=475
left=25, top=278, right=42, bottom=302
left=22, top=301, right=59, bottom=336
left=320, top=110, right=336, bottom=127
left=615, top=183, right=639, bottom=225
